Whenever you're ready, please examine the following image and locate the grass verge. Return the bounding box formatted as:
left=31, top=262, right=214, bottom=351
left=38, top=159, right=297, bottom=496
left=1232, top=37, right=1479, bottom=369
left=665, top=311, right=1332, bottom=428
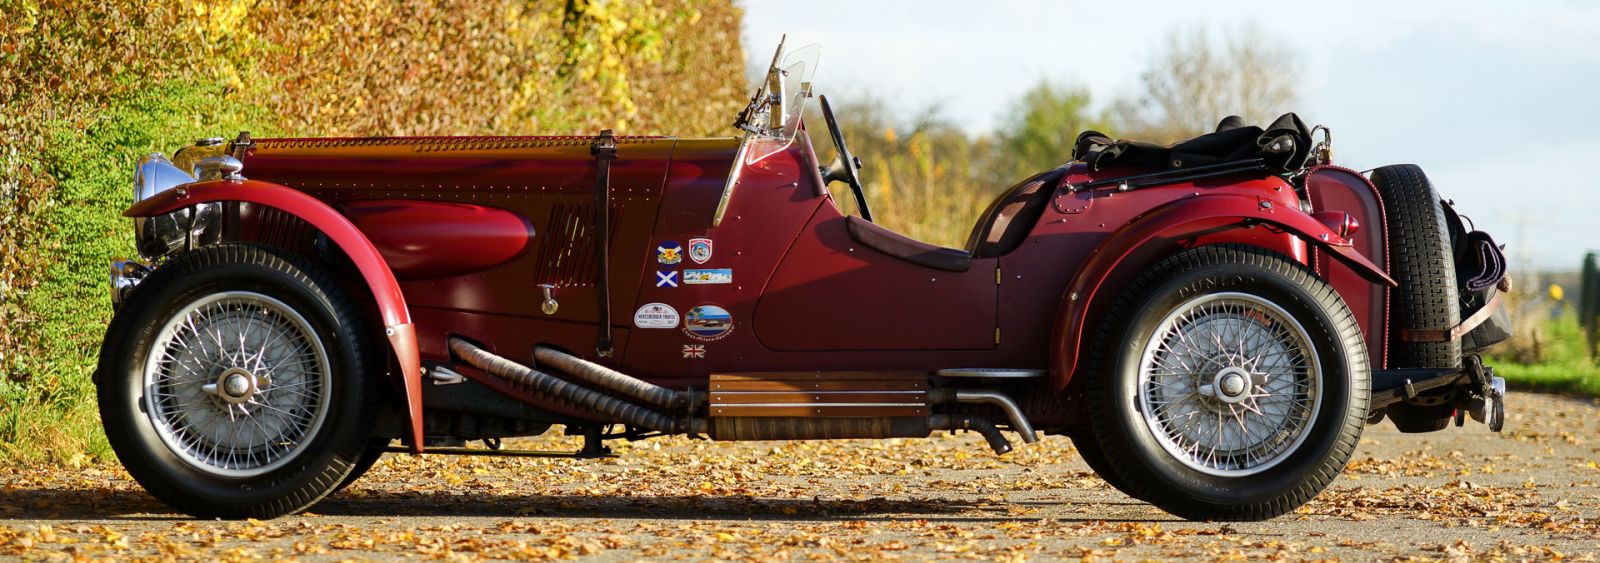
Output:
left=1488, top=311, right=1600, bottom=397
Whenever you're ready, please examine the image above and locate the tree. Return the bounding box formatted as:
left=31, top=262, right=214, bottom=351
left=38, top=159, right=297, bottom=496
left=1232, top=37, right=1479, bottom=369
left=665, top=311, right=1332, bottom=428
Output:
left=1113, top=24, right=1300, bottom=142
left=994, top=81, right=1106, bottom=179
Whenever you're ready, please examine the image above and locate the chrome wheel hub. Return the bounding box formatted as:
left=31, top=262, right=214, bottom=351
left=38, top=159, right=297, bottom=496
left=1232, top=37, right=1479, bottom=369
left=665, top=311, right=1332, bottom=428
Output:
left=1203, top=367, right=1254, bottom=404
left=205, top=367, right=268, bottom=405
left=143, top=291, right=331, bottom=479
left=1136, top=292, right=1322, bottom=477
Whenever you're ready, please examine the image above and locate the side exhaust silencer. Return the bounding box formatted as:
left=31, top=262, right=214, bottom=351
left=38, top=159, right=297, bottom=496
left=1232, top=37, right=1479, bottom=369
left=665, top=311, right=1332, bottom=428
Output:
left=449, top=338, right=708, bottom=434
left=449, top=338, right=1020, bottom=454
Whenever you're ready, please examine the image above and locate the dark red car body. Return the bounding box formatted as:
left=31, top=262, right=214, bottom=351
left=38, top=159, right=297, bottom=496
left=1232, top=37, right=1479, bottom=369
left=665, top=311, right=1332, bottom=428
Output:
left=102, top=42, right=1512, bottom=522
left=124, top=131, right=1397, bottom=448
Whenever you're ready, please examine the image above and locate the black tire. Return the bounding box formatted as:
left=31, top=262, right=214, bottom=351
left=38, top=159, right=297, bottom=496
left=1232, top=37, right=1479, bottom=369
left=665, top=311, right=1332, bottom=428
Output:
left=333, top=439, right=390, bottom=494
left=1087, top=245, right=1369, bottom=521
left=98, top=244, right=379, bottom=519
left=1068, top=429, right=1147, bottom=501
left=1369, top=164, right=1461, bottom=432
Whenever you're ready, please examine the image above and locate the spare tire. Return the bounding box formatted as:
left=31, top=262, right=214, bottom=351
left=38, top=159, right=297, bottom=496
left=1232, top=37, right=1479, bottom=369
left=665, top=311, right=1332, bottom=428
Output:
left=1368, top=164, right=1461, bottom=432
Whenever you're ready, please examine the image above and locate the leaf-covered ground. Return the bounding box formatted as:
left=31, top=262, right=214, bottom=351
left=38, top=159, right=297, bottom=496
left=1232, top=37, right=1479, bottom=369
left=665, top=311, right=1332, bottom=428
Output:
left=2, top=392, right=1597, bottom=561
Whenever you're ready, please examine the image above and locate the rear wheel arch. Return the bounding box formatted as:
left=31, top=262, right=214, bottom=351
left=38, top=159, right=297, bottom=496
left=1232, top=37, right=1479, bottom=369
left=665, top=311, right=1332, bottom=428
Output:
left=1049, top=193, right=1383, bottom=390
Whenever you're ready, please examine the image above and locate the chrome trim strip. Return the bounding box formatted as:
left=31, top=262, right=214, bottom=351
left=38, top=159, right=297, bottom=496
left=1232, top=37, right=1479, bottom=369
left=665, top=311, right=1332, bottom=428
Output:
left=936, top=368, right=1047, bottom=379
left=710, top=403, right=925, bottom=408
left=712, top=137, right=751, bottom=228
left=711, top=390, right=926, bottom=396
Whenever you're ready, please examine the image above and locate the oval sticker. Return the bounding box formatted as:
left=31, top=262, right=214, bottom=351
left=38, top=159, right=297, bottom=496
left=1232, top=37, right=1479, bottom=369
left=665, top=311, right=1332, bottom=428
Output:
left=633, top=303, right=680, bottom=329
left=683, top=304, right=734, bottom=341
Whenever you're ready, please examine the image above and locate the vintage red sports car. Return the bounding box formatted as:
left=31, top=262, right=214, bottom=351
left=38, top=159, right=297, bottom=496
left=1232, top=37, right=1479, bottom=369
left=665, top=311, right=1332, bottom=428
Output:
left=98, top=41, right=1511, bottom=521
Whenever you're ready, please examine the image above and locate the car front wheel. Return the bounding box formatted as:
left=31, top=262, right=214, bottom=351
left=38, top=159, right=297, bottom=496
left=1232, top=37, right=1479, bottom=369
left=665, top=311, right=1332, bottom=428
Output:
left=1088, top=244, right=1369, bottom=521
left=98, top=244, right=378, bottom=519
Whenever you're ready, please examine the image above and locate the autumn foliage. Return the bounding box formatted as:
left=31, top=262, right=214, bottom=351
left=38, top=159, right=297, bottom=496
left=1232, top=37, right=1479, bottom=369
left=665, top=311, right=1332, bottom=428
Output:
left=0, top=0, right=745, bottom=462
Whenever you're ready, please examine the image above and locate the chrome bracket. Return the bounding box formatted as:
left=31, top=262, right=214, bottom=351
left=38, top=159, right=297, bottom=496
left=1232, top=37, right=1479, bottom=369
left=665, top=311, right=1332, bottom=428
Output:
left=537, top=284, right=559, bottom=315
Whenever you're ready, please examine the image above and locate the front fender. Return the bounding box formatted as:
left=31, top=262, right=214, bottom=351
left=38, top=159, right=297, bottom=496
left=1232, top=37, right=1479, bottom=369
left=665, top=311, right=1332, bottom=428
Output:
left=125, top=179, right=425, bottom=452
left=1048, top=192, right=1395, bottom=390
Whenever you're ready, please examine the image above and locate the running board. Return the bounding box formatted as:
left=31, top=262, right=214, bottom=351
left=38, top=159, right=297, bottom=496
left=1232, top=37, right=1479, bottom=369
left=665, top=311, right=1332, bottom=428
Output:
left=708, top=371, right=1038, bottom=444
left=381, top=446, right=614, bottom=459
left=709, top=371, right=929, bottom=417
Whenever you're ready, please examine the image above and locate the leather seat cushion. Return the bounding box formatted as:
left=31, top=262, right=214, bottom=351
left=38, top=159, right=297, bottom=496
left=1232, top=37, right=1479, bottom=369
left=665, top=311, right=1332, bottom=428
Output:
left=845, top=216, right=971, bottom=272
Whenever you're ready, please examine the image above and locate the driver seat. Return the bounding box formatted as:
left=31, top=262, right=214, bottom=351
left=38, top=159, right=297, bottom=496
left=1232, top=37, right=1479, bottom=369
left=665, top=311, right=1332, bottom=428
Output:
left=963, top=166, right=1067, bottom=258
left=843, top=166, right=1067, bottom=272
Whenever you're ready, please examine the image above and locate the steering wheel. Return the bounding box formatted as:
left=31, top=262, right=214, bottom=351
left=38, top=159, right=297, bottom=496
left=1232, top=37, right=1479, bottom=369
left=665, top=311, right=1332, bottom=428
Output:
left=817, top=95, right=873, bottom=222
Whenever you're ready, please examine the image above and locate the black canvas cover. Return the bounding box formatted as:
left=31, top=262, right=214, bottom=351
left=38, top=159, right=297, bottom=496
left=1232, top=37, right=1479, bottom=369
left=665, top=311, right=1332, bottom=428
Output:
left=1073, top=113, right=1315, bottom=175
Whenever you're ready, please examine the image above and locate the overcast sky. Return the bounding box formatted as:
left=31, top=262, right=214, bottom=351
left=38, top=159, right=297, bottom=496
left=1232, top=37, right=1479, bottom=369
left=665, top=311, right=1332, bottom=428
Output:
left=742, top=0, right=1599, bottom=272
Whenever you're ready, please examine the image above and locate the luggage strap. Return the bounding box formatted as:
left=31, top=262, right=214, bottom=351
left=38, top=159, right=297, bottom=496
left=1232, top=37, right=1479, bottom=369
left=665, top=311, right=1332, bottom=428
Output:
left=1400, top=282, right=1508, bottom=343
left=592, top=130, right=617, bottom=357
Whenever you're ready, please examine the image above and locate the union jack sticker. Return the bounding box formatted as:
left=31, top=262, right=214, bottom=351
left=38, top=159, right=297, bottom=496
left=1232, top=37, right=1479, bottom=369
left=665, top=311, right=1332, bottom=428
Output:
left=682, top=344, right=706, bottom=359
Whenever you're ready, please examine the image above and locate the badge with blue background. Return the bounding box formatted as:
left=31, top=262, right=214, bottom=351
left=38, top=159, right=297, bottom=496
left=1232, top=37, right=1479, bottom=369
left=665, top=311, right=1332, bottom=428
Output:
left=656, top=241, right=682, bottom=265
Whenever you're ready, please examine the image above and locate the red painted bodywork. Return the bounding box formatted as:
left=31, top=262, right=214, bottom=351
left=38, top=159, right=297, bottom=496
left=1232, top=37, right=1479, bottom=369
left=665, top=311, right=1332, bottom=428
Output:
left=124, top=130, right=1399, bottom=437
left=341, top=200, right=534, bottom=280
left=1305, top=165, right=1393, bottom=369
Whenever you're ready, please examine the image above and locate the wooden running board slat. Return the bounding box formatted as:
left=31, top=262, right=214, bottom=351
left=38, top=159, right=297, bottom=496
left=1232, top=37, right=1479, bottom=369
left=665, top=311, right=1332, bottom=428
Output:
left=712, top=380, right=928, bottom=392
left=708, top=373, right=933, bottom=418
left=711, top=391, right=928, bottom=405
left=710, top=371, right=927, bottom=382
left=709, top=405, right=929, bottom=418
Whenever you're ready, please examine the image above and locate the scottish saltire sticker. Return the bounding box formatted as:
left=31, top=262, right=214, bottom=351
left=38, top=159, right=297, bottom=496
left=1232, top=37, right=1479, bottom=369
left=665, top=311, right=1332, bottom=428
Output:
left=683, top=304, right=733, bottom=341
left=682, top=344, right=705, bottom=359
left=632, top=303, right=680, bottom=329
left=683, top=268, right=732, bottom=285
left=688, top=238, right=713, bottom=264
left=656, top=270, right=679, bottom=287
left=656, top=241, right=682, bottom=265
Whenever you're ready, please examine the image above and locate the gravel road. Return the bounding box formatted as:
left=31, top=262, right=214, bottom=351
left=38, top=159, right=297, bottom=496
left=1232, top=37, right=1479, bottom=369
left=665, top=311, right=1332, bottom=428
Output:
left=3, top=391, right=1597, bottom=561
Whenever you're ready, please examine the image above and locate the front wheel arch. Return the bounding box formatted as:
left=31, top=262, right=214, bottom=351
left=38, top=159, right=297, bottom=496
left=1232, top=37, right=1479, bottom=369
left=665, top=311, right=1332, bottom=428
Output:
left=98, top=243, right=381, bottom=518
left=124, top=180, right=424, bottom=449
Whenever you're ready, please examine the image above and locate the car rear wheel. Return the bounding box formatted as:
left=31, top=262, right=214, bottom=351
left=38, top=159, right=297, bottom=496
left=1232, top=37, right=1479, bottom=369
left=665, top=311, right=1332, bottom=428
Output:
left=98, top=244, right=378, bottom=519
left=1369, top=164, right=1461, bottom=432
left=1088, top=245, right=1369, bottom=521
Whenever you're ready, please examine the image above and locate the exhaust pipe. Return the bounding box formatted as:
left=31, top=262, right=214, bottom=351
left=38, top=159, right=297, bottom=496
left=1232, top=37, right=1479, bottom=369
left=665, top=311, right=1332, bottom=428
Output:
left=449, top=338, right=707, bottom=434
left=534, top=346, right=704, bottom=411
left=926, top=388, right=1038, bottom=444
left=453, top=338, right=1016, bottom=454
left=953, top=390, right=1037, bottom=444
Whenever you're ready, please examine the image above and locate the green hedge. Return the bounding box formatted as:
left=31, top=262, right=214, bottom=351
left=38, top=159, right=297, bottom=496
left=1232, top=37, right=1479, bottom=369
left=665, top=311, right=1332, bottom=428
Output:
left=0, top=81, right=270, bottom=462
left=0, top=1, right=744, bottom=465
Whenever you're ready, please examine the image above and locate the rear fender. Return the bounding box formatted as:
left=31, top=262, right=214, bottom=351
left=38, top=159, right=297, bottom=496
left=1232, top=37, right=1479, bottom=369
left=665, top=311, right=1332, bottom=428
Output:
left=125, top=179, right=425, bottom=452
left=1049, top=192, right=1395, bottom=390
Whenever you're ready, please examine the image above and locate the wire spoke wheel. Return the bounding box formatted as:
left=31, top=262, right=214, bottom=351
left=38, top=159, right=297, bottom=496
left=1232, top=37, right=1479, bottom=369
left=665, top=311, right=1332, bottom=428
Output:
left=102, top=244, right=379, bottom=518
left=143, top=291, right=332, bottom=478
left=1137, top=292, right=1322, bottom=476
